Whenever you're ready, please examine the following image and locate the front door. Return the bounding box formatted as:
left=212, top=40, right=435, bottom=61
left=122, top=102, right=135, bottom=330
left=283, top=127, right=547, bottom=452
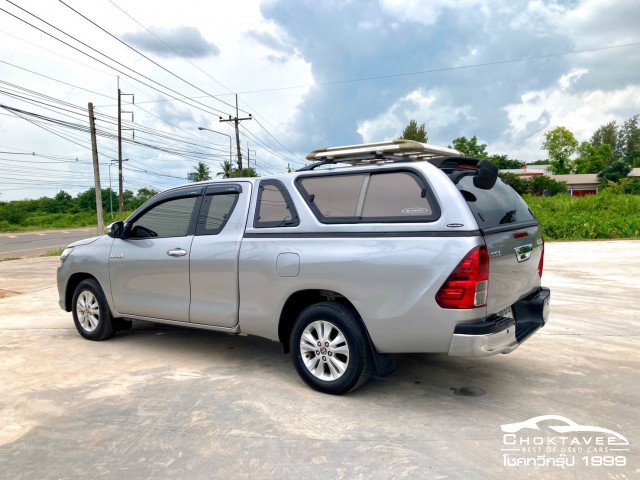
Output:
left=109, top=194, right=199, bottom=322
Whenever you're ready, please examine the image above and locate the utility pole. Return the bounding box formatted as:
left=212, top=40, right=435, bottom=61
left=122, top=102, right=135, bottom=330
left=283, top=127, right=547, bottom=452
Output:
left=88, top=102, right=104, bottom=234
left=220, top=94, right=251, bottom=172
left=117, top=79, right=134, bottom=216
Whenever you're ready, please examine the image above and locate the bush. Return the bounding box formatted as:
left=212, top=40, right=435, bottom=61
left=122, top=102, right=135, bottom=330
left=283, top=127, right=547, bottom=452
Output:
left=525, top=192, right=640, bottom=240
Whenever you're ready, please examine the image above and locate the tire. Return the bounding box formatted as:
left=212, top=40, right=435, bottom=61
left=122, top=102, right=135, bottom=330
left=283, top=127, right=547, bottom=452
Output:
left=290, top=301, right=372, bottom=395
left=71, top=279, right=115, bottom=341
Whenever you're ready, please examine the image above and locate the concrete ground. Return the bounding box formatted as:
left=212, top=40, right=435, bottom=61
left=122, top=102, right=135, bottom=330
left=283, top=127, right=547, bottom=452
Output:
left=0, top=241, right=638, bottom=479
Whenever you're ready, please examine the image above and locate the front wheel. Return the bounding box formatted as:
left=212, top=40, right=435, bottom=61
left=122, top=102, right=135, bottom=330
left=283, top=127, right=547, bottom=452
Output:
left=72, top=279, right=114, bottom=341
left=290, top=301, right=371, bottom=395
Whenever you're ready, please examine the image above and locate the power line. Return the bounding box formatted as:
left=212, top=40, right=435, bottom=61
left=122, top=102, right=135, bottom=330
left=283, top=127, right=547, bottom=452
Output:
left=235, top=41, right=640, bottom=94
left=107, top=0, right=235, bottom=95
left=58, top=0, right=244, bottom=115
left=0, top=2, right=234, bottom=119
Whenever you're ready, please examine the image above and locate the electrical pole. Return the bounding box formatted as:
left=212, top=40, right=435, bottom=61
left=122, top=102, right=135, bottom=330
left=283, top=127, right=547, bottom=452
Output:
left=88, top=102, right=104, bottom=234
left=117, top=80, right=134, bottom=216
left=220, top=94, right=251, bottom=172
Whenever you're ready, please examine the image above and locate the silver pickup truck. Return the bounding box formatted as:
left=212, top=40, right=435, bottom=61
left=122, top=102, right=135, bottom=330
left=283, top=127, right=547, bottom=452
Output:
left=57, top=140, right=550, bottom=395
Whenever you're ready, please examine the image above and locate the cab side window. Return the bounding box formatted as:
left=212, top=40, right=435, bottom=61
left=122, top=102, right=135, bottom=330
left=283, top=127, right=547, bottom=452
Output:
left=129, top=196, right=197, bottom=238
left=254, top=180, right=299, bottom=228
left=195, top=193, right=239, bottom=235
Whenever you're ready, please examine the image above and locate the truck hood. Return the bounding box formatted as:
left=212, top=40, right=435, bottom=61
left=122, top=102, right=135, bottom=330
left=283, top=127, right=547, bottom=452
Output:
left=66, top=236, right=102, bottom=248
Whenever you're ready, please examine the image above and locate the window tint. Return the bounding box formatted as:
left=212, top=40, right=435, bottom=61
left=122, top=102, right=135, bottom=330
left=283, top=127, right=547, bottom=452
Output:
left=297, top=170, right=439, bottom=223
left=195, top=193, right=238, bottom=235
left=458, top=176, right=536, bottom=229
left=362, top=172, right=432, bottom=218
left=254, top=180, right=299, bottom=228
left=299, top=174, right=365, bottom=218
left=130, top=196, right=197, bottom=238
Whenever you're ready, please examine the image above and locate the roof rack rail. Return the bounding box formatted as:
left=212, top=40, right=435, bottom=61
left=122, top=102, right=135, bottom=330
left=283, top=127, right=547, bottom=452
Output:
left=299, top=139, right=462, bottom=171
left=306, top=139, right=462, bottom=160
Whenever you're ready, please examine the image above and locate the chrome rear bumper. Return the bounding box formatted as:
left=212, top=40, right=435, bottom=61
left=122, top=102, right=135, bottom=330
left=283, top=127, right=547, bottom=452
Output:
left=448, top=287, right=550, bottom=357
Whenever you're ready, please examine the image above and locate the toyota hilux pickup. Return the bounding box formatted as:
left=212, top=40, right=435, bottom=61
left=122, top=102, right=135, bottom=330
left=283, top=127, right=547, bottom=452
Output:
left=57, top=140, right=550, bottom=395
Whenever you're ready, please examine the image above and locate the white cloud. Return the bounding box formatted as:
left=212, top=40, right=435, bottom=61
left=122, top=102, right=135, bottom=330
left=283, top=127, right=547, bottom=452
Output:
left=357, top=88, right=472, bottom=144
left=493, top=69, right=640, bottom=161
left=380, top=0, right=487, bottom=25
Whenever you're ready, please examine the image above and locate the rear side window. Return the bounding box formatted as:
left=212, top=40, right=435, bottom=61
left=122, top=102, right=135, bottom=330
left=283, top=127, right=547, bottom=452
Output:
left=254, top=180, right=299, bottom=228
left=458, top=177, right=536, bottom=229
left=195, top=193, right=238, bottom=235
left=297, top=170, right=439, bottom=223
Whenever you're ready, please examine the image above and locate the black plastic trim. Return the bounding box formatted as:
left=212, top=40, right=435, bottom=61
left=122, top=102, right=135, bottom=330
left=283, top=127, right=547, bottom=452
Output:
left=453, top=286, right=550, bottom=344
left=244, top=230, right=481, bottom=239
left=481, top=220, right=540, bottom=235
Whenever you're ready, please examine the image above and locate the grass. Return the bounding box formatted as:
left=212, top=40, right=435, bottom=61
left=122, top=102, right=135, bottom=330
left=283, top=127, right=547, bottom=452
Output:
left=44, top=247, right=66, bottom=257
left=524, top=192, right=640, bottom=240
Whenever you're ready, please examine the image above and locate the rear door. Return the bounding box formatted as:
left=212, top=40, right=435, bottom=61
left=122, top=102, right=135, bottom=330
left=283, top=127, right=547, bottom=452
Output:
left=457, top=177, right=543, bottom=315
left=189, top=182, right=251, bottom=327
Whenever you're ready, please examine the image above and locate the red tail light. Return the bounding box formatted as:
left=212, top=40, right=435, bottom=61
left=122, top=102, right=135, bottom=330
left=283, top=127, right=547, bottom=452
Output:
left=436, top=246, right=489, bottom=309
left=538, top=237, right=545, bottom=278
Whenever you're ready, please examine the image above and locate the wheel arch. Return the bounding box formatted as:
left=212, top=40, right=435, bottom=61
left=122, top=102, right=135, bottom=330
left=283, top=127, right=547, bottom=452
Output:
left=278, top=289, right=360, bottom=354
left=64, top=272, right=98, bottom=312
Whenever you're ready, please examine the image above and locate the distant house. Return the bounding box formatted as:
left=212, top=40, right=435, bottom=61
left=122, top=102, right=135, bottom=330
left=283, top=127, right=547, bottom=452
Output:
left=549, top=174, right=599, bottom=196
left=629, top=168, right=640, bottom=178
left=500, top=164, right=551, bottom=177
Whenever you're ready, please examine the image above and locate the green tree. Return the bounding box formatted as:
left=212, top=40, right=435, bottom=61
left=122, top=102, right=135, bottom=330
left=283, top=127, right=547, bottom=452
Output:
left=488, top=154, right=525, bottom=170
left=232, top=167, right=257, bottom=178
left=216, top=160, right=234, bottom=178
left=528, top=176, right=567, bottom=196
left=401, top=119, right=428, bottom=142
left=591, top=121, right=618, bottom=152
left=574, top=142, right=613, bottom=174
left=599, top=161, right=631, bottom=184
left=619, top=115, right=640, bottom=163
left=541, top=126, right=578, bottom=174
left=192, top=161, right=212, bottom=181
left=498, top=173, right=528, bottom=195
left=450, top=136, right=489, bottom=158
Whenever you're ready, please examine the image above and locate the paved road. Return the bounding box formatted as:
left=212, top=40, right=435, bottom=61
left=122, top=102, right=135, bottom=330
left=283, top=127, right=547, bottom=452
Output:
left=0, top=228, right=98, bottom=259
left=0, top=241, right=638, bottom=479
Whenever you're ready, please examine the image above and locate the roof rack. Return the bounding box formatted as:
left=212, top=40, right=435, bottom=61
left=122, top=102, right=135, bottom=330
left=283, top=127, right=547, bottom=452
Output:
left=299, top=139, right=462, bottom=171
left=306, top=139, right=462, bottom=160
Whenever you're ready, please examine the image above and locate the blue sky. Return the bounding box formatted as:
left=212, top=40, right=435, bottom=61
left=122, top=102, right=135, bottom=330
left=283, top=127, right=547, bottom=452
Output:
left=1, top=0, right=639, bottom=200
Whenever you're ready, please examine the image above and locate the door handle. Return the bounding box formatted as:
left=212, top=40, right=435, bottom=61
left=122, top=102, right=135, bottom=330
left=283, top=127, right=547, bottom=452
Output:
left=167, top=248, right=187, bottom=257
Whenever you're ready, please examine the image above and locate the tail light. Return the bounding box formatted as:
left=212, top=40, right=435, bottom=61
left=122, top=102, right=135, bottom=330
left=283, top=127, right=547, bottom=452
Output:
left=538, top=237, right=545, bottom=278
left=436, top=246, right=489, bottom=309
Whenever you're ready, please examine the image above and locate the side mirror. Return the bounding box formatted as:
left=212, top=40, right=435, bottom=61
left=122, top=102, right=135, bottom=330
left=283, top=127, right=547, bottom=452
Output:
left=107, top=221, right=124, bottom=239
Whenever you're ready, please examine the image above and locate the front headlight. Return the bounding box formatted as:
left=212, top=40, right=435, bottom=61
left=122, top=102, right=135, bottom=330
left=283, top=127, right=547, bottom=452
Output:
left=60, top=247, right=74, bottom=263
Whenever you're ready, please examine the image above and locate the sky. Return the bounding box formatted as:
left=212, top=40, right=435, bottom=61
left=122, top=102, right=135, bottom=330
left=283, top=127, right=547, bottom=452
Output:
left=0, top=0, right=639, bottom=201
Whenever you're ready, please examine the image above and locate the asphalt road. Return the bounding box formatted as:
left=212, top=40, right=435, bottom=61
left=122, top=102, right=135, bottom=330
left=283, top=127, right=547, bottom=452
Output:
left=0, top=241, right=638, bottom=479
left=0, top=227, right=98, bottom=259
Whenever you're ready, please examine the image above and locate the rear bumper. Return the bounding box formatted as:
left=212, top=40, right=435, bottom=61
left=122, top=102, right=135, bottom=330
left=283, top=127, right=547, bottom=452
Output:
left=448, top=287, right=550, bottom=357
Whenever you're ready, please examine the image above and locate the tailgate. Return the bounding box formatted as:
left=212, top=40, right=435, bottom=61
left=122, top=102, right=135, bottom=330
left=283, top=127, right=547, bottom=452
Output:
left=456, top=175, right=544, bottom=315
left=483, top=224, right=543, bottom=315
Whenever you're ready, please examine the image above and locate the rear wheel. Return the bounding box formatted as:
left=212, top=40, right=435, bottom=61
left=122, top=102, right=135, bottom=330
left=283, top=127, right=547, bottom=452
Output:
left=72, top=279, right=114, bottom=341
left=291, top=301, right=371, bottom=395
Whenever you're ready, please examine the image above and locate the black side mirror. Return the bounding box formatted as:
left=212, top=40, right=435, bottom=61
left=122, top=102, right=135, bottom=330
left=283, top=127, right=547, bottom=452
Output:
left=107, top=221, right=124, bottom=239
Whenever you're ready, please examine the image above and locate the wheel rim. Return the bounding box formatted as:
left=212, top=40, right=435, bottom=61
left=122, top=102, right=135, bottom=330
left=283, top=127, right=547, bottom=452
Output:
left=76, top=290, right=100, bottom=332
left=299, top=320, right=350, bottom=381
